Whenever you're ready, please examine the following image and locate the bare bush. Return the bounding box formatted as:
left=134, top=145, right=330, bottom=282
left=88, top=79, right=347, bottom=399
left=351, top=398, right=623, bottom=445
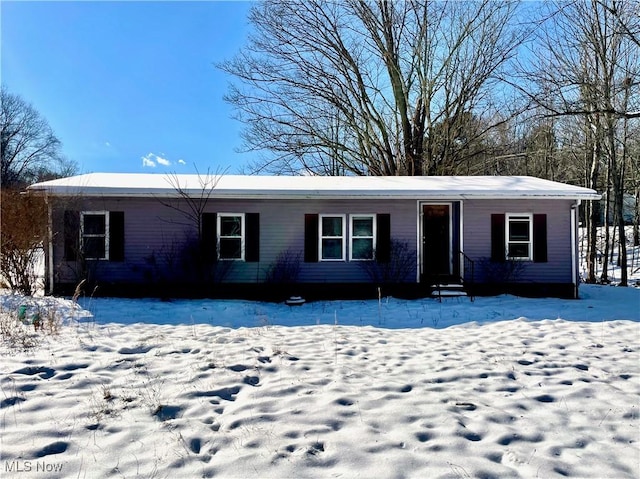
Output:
left=264, top=250, right=302, bottom=284
left=479, top=258, right=526, bottom=284
left=178, top=235, right=236, bottom=286
left=0, top=301, right=63, bottom=350
left=137, top=235, right=235, bottom=297
left=360, top=239, right=416, bottom=284
left=0, top=188, right=47, bottom=295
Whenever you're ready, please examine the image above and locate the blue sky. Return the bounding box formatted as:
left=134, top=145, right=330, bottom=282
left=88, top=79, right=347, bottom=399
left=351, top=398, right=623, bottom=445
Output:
left=1, top=1, right=255, bottom=175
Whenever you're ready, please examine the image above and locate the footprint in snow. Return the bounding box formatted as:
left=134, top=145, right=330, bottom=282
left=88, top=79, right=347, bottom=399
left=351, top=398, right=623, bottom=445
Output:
left=34, top=441, right=68, bottom=458
left=227, top=364, right=249, bottom=372
left=1, top=397, right=26, bottom=408
left=13, top=366, right=55, bottom=380
left=118, top=345, right=154, bottom=354
left=189, top=437, right=201, bottom=454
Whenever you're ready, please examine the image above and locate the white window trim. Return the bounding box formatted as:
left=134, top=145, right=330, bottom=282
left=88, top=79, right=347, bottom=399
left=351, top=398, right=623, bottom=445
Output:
left=505, top=213, right=533, bottom=261
left=217, top=213, right=245, bottom=261
left=319, top=214, right=346, bottom=261
left=349, top=214, right=376, bottom=261
left=80, top=211, right=110, bottom=260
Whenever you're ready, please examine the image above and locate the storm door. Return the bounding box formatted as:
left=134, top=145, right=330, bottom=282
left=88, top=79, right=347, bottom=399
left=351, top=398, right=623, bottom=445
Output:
left=421, top=204, right=452, bottom=283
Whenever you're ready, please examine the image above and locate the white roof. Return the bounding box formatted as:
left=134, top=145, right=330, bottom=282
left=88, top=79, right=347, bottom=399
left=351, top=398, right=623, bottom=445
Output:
left=27, top=173, right=600, bottom=200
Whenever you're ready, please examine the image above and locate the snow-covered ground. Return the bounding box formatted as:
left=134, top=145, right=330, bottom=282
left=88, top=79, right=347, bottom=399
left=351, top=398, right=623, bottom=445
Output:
left=579, top=225, right=640, bottom=286
left=1, top=283, right=638, bottom=479
left=1, top=231, right=639, bottom=479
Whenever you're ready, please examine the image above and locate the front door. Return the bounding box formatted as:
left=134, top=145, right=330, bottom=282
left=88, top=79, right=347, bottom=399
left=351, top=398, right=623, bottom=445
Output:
left=422, top=204, right=451, bottom=283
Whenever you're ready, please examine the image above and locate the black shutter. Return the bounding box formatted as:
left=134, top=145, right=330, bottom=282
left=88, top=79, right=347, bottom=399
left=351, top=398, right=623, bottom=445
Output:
left=533, top=214, right=548, bottom=263
left=304, top=214, right=319, bottom=262
left=245, top=213, right=260, bottom=262
left=376, top=213, right=391, bottom=263
left=202, top=213, right=217, bottom=262
left=64, top=210, right=80, bottom=261
left=109, top=211, right=125, bottom=261
left=491, top=214, right=505, bottom=262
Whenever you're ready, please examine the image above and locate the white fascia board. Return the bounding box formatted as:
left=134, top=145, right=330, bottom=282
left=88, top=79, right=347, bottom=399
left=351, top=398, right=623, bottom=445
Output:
left=27, top=173, right=602, bottom=200
left=27, top=188, right=601, bottom=200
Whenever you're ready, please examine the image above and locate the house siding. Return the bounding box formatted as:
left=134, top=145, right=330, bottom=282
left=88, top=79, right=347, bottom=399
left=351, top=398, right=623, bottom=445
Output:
left=51, top=197, right=418, bottom=287
left=462, top=199, right=575, bottom=284
left=49, top=195, right=578, bottom=297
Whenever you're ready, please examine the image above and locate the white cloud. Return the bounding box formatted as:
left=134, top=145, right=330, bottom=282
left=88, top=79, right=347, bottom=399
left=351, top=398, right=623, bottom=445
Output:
left=142, top=158, right=156, bottom=168
left=105, top=142, right=111, bottom=147
left=142, top=152, right=157, bottom=168
left=142, top=152, right=173, bottom=168
left=156, top=156, right=171, bottom=166
left=140, top=152, right=187, bottom=168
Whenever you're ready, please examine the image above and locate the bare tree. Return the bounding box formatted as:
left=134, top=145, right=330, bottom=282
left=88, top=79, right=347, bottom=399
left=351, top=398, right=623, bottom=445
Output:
left=631, top=124, right=640, bottom=248
left=153, top=167, right=233, bottom=285
left=1, top=87, right=75, bottom=295
left=220, top=0, right=526, bottom=176
left=520, top=0, right=639, bottom=285
left=157, top=167, right=223, bottom=241
left=596, top=0, right=640, bottom=49
left=1, top=86, right=75, bottom=188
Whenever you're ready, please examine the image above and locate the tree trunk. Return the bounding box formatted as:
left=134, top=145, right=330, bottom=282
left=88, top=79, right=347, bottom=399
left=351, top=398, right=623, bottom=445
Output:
left=612, top=120, right=628, bottom=286
left=586, top=116, right=601, bottom=283
left=600, top=150, right=611, bottom=283
left=634, top=186, right=640, bottom=247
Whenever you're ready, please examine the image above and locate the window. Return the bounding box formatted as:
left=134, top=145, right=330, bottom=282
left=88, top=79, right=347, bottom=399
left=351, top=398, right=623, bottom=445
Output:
left=320, top=215, right=345, bottom=261
left=218, top=213, right=244, bottom=260
left=350, top=215, right=375, bottom=260
left=305, top=213, right=390, bottom=263
left=81, top=211, right=109, bottom=260
left=66, top=211, right=124, bottom=262
left=506, top=213, right=532, bottom=260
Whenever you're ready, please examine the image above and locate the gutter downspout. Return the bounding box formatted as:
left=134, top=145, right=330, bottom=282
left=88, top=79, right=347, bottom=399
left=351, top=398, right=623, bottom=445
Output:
left=46, top=194, right=54, bottom=295
left=571, top=200, right=580, bottom=299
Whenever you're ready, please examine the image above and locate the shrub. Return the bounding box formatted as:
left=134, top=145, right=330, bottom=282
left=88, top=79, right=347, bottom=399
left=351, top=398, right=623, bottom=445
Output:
left=136, top=234, right=235, bottom=297
left=0, top=301, right=62, bottom=350
left=360, top=239, right=416, bottom=284
left=264, top=250, right=302, bottom=284
left=0, top=189, right=47, bottom=295
left=478, top=257, right=526, bottom=284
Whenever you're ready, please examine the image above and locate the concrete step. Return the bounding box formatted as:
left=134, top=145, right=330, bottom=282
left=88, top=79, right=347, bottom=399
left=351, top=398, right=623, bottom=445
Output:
left=430, top=284, right=468, bottom=298
left=435, top=290, right=468, bottom=297
left=431, top=283, right=465, bottom=290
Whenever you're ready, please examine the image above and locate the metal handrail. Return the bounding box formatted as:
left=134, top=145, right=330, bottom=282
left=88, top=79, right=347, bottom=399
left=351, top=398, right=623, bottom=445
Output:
left=459, top=251, right=475, bottom=302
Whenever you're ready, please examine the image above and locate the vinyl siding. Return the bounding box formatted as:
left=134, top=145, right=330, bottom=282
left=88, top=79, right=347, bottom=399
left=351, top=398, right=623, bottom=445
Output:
left=51, top=197, right=418, bottom=285
left=462, top=199, right=574, bottom=283
left=50, top=196, right=576, bottom=288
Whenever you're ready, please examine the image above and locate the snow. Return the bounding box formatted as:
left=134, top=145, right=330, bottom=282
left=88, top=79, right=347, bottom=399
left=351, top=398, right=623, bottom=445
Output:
left=579, top=225, right=640, bottom=287
left=67, top=284, right=640, bottom=328
left=27, top=173, right=600, bottom=199
left=1, top=283, right=638, bottom=479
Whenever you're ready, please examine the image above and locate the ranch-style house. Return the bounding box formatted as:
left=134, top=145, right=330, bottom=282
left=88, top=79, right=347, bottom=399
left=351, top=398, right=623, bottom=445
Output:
left=27, top=173, right=600, bottom=300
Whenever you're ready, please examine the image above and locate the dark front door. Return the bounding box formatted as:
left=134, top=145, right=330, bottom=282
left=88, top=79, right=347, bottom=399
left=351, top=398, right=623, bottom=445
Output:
left=422, top=204, right=451, bottom=282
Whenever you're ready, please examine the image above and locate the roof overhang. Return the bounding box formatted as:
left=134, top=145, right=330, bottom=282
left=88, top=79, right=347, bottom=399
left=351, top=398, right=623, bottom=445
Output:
left=27, top=173, right=602, bottom=201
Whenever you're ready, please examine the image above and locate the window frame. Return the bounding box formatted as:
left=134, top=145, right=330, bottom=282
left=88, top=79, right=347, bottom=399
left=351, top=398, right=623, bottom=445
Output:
left=80, top=211, right=110, bottom=260
left=319, top=214, right=346, bottom=262
left=349, top=214, right=376, bottom=261
left=217, top=213, right=245, bottom=261
left=505, top=213, right=533, bottom=261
